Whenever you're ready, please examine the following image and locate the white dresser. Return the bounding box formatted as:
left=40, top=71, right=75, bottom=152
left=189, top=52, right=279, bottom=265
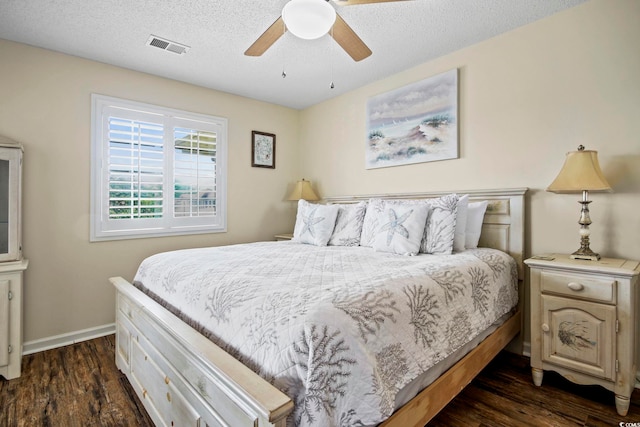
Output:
left=0, top=259, right=28, bottom=379
left=0, top=138, right=27, bottom=380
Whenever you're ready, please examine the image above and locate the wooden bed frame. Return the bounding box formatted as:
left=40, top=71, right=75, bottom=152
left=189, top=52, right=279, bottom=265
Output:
left=110, top=187, right=527, bottom=427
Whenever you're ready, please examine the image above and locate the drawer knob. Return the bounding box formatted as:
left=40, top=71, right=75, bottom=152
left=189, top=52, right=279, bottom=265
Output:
left=542, top=324, right=550, bottom=333
left=567, top=282, right=584, bottom=291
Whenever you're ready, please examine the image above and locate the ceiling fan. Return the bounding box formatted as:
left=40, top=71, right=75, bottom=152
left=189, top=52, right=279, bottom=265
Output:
left=245, top=0, right=409, bottom=62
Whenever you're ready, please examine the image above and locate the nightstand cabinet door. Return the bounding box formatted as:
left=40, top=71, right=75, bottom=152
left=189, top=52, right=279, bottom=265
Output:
left=541, top=294, right=615, bottom=380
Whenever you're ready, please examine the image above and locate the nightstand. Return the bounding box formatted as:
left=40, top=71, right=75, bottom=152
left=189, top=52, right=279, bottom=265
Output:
left=274, top=233, right=293, bottom=241
left=525, top=254, right=640, bottom=416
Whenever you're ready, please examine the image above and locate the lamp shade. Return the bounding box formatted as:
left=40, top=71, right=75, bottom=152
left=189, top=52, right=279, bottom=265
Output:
left=282, top=0, right=336, bottom=40
left=547, top=146, right=612, bottom=193
left=287, top=179, right=319, bottom=201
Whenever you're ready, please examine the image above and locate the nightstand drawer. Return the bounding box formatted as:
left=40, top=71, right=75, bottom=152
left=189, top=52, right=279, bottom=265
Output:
left=541, top=271, right=616, bottom=303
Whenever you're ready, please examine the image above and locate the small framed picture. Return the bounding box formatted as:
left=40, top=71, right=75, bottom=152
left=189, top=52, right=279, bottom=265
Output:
left=251, top=131, right=276, bottom=169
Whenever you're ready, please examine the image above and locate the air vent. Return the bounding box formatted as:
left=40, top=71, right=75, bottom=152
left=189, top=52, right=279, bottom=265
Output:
left=146, top=35, right=190, bottom=55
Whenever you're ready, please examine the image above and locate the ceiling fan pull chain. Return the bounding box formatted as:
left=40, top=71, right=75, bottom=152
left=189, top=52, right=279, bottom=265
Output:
left=330, top=26, right=335, bottom=89
left=282, top=22, right=287, bottom=79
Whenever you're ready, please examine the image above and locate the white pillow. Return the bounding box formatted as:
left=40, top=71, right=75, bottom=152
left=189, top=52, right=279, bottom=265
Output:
left=292, top=200, right=339, bottom=246
left=362, top=198, right=431, bottom=247
left=421, top=193, right=459, bottom=255
left=453, top=195, right=469, bottom=252
left=465, top=200, right=489, bottom=249
left=372, top=203, right=430, bottom=256
left=360, top=198, right=385, bottom=247
left=361, top=195, right=459, bottom=254
left=328, top=201, right=367, bottom=247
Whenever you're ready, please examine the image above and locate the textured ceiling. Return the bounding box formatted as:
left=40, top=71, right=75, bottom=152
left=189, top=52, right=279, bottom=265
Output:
left=0, top=0, right=586, bottom=110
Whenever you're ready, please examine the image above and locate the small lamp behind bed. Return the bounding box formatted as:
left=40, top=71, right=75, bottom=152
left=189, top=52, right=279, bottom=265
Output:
left=287, top=179, right=320, bottom=202
left=278, top=179, right=320, bottom=240
left=547, top=145, right=612, bottom=261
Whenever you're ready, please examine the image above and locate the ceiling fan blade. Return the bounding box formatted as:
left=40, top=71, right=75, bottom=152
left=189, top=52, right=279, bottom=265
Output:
left=244, top=17, right=286, bottom=57
left=332, top=0, right=410, bottom=5
left=331, top=14, right=372, bottom=62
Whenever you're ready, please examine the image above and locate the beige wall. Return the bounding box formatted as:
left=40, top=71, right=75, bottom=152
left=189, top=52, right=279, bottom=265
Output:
left=0, top=39, right=300, bottom=343
left=299, top=0, right=640, bottom=264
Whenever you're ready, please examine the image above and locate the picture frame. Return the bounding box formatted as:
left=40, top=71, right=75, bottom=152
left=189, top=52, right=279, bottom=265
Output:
left=251, top=131, right=276, bottom=169
left=365, top=68, right=458, bottom=169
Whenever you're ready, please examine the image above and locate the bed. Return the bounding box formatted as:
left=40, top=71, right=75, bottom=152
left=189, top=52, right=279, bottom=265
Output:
left=110, top=187, right=527, bottom=427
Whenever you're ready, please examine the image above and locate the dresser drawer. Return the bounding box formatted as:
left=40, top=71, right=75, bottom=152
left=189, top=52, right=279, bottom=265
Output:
left=118, top=293, right=134, bottom=319
left=130, top=338, right=201, bottom=427
left=541, top=270, right=616, bottom=303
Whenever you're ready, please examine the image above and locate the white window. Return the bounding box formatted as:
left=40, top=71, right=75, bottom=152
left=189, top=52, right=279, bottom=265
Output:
left=91, top=94, right=227, bottom=241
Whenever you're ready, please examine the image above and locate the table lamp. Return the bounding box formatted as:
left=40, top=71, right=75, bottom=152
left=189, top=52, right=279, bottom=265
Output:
left=547, top=145, right=612, bottom=261
left=287, top=179, right=319, bottom=202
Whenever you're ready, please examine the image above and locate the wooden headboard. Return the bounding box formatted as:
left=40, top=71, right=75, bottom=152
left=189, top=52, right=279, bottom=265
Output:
left=324, top=188, right=528, bottom=279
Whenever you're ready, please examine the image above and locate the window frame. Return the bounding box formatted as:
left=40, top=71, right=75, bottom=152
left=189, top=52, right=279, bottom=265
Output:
left=90, top=94, right=227, bottom=241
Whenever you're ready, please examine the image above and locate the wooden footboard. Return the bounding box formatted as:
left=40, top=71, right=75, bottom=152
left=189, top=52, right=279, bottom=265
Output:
left=111, top=276, right=293, bottom=427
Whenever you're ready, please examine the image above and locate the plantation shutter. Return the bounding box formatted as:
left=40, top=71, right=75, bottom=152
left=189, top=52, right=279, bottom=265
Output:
left=108, top=117, right=164, bottom=220
left=91, top=94, right=227, bottom=241
left=173, top=126, right=217, bottom=218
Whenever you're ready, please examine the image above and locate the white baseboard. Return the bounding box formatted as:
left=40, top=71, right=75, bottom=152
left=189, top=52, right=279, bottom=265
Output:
left=22, top=323, right=116, bottom=355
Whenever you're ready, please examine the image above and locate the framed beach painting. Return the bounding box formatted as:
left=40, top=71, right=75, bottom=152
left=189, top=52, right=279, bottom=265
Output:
left=251, top=131, right=276, bottom=169
left=366, top=69, right=458, bottom=169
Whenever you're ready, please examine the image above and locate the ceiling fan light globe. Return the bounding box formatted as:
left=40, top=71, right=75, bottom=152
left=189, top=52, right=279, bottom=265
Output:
left=282, top=0, right=337, bottom=40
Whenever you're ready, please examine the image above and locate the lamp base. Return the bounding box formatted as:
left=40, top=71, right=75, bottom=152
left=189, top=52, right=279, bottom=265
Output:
left=569, top=193, right=601, bottom=261
left=570, top=248, right=601, bottom=261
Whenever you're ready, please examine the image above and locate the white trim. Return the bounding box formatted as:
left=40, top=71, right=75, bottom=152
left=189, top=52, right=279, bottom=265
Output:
left=22, top=323, right=115, bottom=355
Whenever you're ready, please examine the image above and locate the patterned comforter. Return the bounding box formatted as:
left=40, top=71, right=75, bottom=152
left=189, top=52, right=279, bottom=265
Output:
left=133, top=241, right=518, bottom=427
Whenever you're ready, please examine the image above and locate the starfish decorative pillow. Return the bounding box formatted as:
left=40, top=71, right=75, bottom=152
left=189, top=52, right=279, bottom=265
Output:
left=292, top=200, right=339, bottom=246
left=372, top=203, right=430, bottom=255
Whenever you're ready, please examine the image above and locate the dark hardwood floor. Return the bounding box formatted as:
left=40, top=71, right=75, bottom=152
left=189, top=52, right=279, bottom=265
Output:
left=430, top=352, right=640, bottom=427
left=1, top=335, right=639, bottom=426
left=0, top=335, right=153, bottom=427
